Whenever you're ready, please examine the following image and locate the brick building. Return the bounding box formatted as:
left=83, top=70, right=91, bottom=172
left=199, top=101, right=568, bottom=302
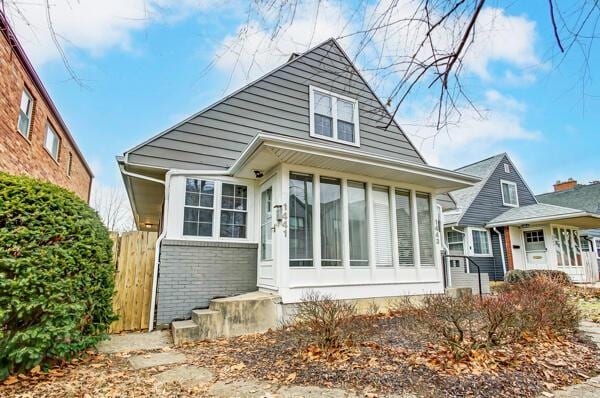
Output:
left=0, top=11, right=92, bottom=201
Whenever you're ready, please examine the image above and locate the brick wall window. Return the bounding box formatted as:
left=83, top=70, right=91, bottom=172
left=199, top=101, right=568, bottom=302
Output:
left=44, top=123, right=60, bottom=160
left=17, top=88, right=34, bottom=138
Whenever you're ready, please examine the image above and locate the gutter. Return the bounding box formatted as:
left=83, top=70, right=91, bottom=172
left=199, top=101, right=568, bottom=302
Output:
left=493, top=227, right=507, bottom=276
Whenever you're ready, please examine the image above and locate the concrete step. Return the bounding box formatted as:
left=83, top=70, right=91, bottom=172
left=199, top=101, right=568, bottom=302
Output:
left=171, top=292, right=281, bottom=345
left=172, top=320, right=199, bottom=345
left=191, top=309, right=221, bottom=324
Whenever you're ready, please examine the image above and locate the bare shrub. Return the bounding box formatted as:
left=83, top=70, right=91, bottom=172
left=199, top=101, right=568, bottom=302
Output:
left=291, top=291, right=361, bottom=350
left=395, top=276, right=580, bottom=358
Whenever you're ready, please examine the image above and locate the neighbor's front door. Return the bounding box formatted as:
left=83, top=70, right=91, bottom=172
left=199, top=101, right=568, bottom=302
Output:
left=523, top=229, right=548, bottom=269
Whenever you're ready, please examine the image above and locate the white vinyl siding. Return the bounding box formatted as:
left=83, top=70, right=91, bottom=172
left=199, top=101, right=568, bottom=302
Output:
left=372, top=186, right=393, bottom=267
left=501, top=180, right=519, bottom=207
left=309, top=86, right=360, bottom=146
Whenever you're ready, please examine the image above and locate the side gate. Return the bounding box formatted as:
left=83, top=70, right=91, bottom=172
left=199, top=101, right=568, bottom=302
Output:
left=109, top=231, right=158, bottom=333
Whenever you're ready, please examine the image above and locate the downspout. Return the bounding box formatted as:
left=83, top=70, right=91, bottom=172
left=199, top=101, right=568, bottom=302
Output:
left=118, top=162, right=167, bottom=331
left=493, top=227, right=507, bottom=276
left=148, top=171, right=171, bottom=331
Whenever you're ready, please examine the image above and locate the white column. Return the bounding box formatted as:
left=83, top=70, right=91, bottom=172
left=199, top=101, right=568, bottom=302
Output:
left=341, top=178, right=350, bottom=269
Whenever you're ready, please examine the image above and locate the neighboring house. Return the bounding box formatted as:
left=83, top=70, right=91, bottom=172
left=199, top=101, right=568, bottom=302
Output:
left=445, top=154, right=600, bottom=284
left=119, top=38, right=480, bottom=329
left=537, top=179, right=600, bottom=278
left=0, top=11, right=92, bottom=201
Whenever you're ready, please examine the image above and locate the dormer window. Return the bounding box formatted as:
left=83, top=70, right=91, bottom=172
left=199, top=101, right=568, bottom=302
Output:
left=501, top=180, right=518, bottom=207
left=504, top=163, right=511, bottom=173
left=309, top=86, right=359, bottom=146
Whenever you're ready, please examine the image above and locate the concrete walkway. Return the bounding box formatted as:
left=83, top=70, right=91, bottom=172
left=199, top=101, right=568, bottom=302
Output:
left=96, top=330, right=171, bottom=354
left=540, top=321, right=600, bottom=398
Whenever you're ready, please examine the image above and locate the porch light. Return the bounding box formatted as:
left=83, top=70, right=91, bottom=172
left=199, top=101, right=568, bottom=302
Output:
left=144, top=223, right=153, bottom=229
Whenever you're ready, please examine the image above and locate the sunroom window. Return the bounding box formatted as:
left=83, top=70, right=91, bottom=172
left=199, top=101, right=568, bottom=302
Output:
left=184, top=179, right=215, bottom=237
left=320, top=177, right=342, bottom=267
left=289, top=173, right=314, bottom=267
left=395, top=189, right=414, bottom=266
left=220, top=183, right=247, bottom=238
left=309, top=86, right=359, bottom=145
left=348, top=181, right=368, bottom=266
left=416, top=192, right=434, bottom=266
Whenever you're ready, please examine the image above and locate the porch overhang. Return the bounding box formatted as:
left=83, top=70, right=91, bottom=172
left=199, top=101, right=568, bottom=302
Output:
left=117, top=156, right=166, bottom=232
left=231, top=133, right=480, bottom=192
left=486, top=203, right=600, bottom=229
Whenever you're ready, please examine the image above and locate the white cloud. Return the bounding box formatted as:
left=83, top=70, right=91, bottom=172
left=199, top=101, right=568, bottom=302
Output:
left=402, top=90, right=541, bottom=168
left=3, top=0, right=217, bottom=66
left=213, top=0, right=354, bottom=90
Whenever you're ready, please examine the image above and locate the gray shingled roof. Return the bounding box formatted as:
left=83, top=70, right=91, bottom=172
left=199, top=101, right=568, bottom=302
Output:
left=537, top=183, right=600, bottom=214
left=537, top=183, right=600, bottom=237
left=443, top=153, right=505, bottom=225
left=486, top=203, right=594, bottom=226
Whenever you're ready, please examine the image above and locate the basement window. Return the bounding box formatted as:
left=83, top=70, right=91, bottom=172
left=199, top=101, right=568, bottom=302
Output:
left=309, top=86, right=360, bottom=146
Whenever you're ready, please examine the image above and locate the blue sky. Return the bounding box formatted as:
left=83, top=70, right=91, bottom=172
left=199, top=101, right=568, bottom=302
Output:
left=5, top=0, right=599, bottom=195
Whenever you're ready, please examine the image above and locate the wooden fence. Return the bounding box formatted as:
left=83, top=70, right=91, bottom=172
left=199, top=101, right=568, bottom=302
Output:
left=109, top=231, right=158, bottom=333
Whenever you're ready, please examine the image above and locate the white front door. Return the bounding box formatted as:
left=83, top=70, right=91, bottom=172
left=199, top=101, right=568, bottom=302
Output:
left=258, top=180, right=275, bottom=286
left=523, top=229, right=548, bottom=269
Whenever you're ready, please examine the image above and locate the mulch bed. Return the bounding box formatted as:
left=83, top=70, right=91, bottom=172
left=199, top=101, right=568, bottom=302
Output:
left=2, top=314, right=599, bottom=397
left=181, top=314, right=600, bottom=398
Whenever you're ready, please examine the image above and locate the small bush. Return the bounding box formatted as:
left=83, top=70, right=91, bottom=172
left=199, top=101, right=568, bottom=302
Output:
left=0, top=173, right=115, bottom=379
left=505, top=269, right=571, bottom=285
left=291, top=291, right=364, bottom=350
left=396, top=275, right=579, bottom=358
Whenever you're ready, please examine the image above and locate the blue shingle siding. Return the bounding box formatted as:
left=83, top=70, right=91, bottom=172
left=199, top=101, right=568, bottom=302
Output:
left=127, top=40, right=426, bottom=170
left=156, top=239, right=258, bottom=325
left=459, top=155, right=537, bottom=227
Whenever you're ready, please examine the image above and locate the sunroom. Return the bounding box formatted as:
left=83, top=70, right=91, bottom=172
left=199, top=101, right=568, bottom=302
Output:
left=160, top=133, right=480, bottom=303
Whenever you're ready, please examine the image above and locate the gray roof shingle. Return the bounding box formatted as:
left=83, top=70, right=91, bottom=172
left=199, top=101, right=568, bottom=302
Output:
left=486, top=203, right=589, bottom=226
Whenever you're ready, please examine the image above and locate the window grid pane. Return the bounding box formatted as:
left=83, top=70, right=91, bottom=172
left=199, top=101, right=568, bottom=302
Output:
left=261, top=188, right=273, bottom=261
left=416, top=192, right=434, bottom=265
left=45, top=125, right=59, bottom=159
left=320, top=177, right=342, bottom=267
left=348, top=181, right=368, bottom=266
left=220, top=183, right=248, bottom=238
left=183, top=178, right=214, bottom=237
left=395, top=189, right=414, bottom=266
left=289, top=173, right=314, bottom=267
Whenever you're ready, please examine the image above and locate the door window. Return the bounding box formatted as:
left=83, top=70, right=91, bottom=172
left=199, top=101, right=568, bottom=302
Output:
left=524, top=230, right=545, bottom=251
left=260, top=187, right=273, bottom=261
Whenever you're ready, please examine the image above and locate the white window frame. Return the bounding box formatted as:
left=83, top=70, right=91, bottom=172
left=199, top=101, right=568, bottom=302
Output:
left=500, top=179, right=519, bottom=207
left=468, top=227, right=493, bottom=257
left=17, top=87, right=34, bottom=138
left=308, top=85, right=360, bottom=147
left=44, top=123, right=60, bottom=161
left=168, top=175, right=255, bottom=242
left=285, top=166, right=438, bottom=269
left=503, top=163, right=511, bottom=173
